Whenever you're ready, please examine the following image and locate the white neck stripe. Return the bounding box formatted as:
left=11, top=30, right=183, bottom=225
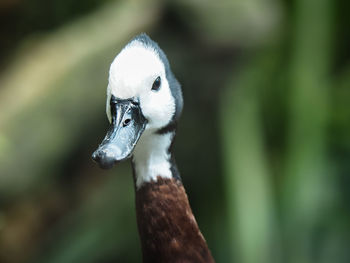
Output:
left=132, top=131, right=174, bottom=188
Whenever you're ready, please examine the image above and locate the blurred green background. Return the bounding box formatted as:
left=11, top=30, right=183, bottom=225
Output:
left=0, top=0, right=349, bottom=262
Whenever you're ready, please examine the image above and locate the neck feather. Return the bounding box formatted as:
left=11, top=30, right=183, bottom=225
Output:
left=131, top=130, right=215, bottom=263
left=135, top=177, right=214, bottom=263
left=132, top=130, right=175, bottom=188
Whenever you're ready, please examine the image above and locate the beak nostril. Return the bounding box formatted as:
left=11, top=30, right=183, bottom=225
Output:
left=123, top=118, right=131, bottom=127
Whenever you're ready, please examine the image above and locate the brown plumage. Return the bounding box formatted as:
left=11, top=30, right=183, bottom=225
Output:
left=135, top=177, right=215, bottom=263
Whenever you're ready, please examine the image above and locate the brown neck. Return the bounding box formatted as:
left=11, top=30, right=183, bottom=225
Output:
left=134, top=176, right=215, bottom=263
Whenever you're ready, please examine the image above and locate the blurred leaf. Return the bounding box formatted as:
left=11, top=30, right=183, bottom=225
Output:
left=282, top=0, right=335, bottom=262
left=220, top=53, right=279, bottom=263
left=172, top=0, right=283, bottom=46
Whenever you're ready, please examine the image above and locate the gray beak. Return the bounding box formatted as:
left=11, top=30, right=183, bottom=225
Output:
left=92, top=96, right=147, bottom=169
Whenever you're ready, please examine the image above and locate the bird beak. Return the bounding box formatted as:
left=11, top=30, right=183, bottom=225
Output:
left=92, top=97, right=147, bottom=169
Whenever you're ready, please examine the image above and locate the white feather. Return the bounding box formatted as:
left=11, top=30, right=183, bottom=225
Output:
left=133, top=130, right=173, bottom=188
left=107, top=42, right=175, bottom=129
left=107, top=40, right=176, bottom=187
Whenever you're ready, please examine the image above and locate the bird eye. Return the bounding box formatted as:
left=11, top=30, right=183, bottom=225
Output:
left=152, top=76, right=161, bottom=91
left=123, top=118, right=131, bottom=127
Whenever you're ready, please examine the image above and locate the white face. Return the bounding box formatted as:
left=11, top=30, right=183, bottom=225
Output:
left=106, top=42, right=175, bottom=131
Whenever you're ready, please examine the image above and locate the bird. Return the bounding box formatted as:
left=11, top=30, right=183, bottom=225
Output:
left=92, top=33, right=215, bottom=263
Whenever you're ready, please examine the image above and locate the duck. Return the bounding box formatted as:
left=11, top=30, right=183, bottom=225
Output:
left=92, top=33, right=215, bottom=263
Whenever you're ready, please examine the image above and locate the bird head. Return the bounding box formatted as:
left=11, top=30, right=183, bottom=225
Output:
left=92, top=34, right=183, bottom=169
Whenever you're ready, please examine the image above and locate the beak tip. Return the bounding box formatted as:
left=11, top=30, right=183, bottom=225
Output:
left=91, top=151, right=99, bottom=162
left=92, top=148, right=121, bottom=169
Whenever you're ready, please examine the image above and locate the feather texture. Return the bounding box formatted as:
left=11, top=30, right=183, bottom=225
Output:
left=135, top=177, right=215, bottom=263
